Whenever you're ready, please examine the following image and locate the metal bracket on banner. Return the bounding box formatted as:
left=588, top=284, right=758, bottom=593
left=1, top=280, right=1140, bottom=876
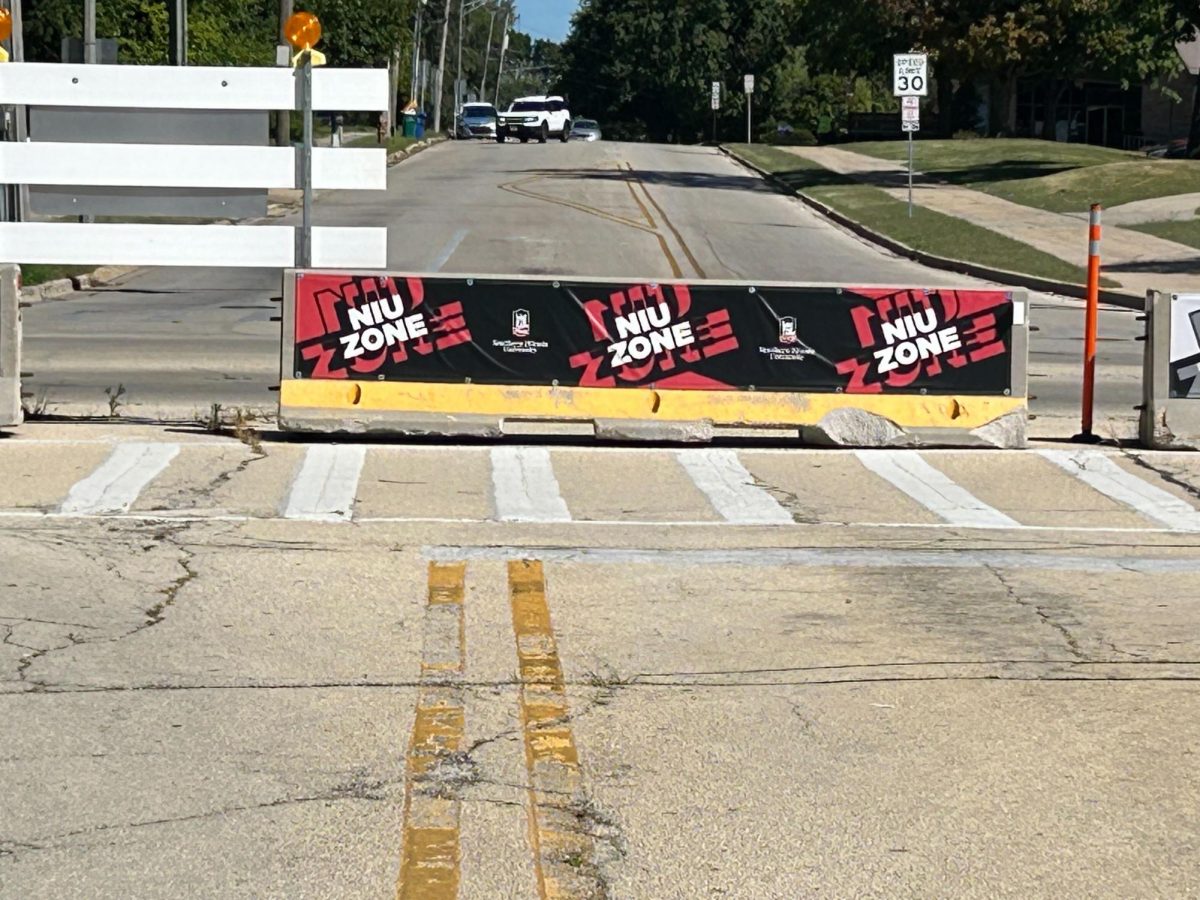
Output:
left=277, top=270, right=1029, bottom=448
left=1, top=265, right=23, bottom=429
left=1141, top=290, right=1200, bottom=449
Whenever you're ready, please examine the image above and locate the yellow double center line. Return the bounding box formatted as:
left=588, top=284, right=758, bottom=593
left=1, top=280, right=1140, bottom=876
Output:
left=398, top=562, right=468, bottom=899
left=398, top=560, right=602, bottom=898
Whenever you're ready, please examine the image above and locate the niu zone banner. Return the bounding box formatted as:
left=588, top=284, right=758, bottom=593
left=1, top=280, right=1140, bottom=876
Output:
left=290, top=273, right=1015, bottom=395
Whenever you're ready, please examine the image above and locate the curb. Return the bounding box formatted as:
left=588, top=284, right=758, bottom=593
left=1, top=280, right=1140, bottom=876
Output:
left=19, top=266, right=138, bottom=306
left=720, top=146, right=1144, bottom=311
left=386, top=133, right=448, bottom=166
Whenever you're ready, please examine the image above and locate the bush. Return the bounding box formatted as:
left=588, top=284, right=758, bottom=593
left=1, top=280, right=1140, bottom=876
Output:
left=953, top=128, right=984, bottom=140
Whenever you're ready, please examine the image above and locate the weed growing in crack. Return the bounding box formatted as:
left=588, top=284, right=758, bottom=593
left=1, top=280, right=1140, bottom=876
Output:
left=104, top=383, right=127, bottom=418
left=21, top=390, right=52, bottom=419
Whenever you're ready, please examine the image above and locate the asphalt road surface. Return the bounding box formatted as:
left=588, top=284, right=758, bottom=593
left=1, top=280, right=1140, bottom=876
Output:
left=4, top=141, right=1193, bottom=899
left=21, top=140, right=1142, bottom=437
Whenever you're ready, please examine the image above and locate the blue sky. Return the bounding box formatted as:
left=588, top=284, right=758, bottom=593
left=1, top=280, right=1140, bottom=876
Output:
left=517, top=0, right=580, bottom=42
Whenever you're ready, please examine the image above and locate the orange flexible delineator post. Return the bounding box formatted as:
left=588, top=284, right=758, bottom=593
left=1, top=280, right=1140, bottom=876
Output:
left=1075, top=203, right=1103, bottom=443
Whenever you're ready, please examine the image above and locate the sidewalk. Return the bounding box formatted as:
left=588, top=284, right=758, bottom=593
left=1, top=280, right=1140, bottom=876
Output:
left=785, top=146, right=1200, bottom=300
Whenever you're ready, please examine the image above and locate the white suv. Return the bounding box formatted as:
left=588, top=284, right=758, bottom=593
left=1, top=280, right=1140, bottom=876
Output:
left=497, top=96, right=571, bottom=144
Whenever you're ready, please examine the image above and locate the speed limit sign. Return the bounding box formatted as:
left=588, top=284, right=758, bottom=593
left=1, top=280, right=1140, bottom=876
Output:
left=893, top=52, right=928, bottom=97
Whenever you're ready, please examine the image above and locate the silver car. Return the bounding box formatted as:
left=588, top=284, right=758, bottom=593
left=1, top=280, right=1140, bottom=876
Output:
left=456, top=103, right=498, bottom=139
left=568, top=119, right=602, bottom=142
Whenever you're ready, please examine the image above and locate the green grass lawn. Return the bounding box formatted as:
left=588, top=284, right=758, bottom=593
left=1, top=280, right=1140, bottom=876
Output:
left=847, top=137, right=1200, bottom=214
left=984, top=159, right=1200, bottom=213
left=21, top=264, right=93, bottom=287
left=849, top=138, right=1133, bottom=186
left=727, top=143, right=1101, bottom=286
left=1125, top=219, right=1200, bottom=251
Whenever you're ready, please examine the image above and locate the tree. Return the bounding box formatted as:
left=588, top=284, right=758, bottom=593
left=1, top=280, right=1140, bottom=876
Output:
left=559, top=0, right=794, bottom=142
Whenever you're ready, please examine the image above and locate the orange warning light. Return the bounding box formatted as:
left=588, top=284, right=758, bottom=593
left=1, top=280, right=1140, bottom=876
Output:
left=284, top=11, right=322, bottom=51
left=0, top=10, right=13, bottom=45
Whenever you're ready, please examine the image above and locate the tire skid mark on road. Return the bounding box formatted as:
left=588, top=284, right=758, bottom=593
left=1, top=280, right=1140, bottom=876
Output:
left=507, top=559, right=606, bottom=899
left=623, top=161, right=709, bottom=279
left=498, top=172, right=653, bottom=234
left=397, top=562, right=468, bottom=900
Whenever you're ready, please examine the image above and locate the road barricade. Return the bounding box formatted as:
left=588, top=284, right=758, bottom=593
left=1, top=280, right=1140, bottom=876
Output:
left=0, top=265, right=21, bottom=428
left=1141, top=290, right=1200, bottom=449
left=278, top=271, right=1030, bottom=447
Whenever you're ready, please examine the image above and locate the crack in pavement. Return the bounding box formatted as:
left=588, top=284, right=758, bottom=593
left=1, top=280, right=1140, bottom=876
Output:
left=986, top=564, right=1087, bottom=662
left=6, top=522, right=201, bottom=692
left=1, top=774, right=401, bottom=859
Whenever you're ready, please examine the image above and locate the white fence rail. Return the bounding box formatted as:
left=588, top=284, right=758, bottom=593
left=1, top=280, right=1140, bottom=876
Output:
left=0, top=63, right=390, bottom=269
left=0, top=222, right=386, bottom=269
left=0, top=143, right=385, bottom=191
left=0, top=63, right=388, bottom=111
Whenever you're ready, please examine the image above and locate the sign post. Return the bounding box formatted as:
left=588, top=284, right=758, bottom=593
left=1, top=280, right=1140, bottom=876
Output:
left=710, top=80, right=720, bottom=143
left=744, top=74, right=754, bottom=144
left=284, top=10, right=326, bottom=268
left=893, top=52, right=927, bottom=219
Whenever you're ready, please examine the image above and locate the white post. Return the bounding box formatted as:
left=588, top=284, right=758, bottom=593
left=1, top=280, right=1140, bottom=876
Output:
left=907, top=130, right=914, bottom=217
left=746, top=94, right=752, bottom=144
left=83, top=0, right=96, bottom=63
left=298, top=54, right=313, bottom=267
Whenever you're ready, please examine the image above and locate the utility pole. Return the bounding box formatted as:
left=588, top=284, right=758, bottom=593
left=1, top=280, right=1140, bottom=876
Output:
left=479, top=5, right=496, bottom=99
left=455, top=0, right=464, bottom=115
left=276, top=0, right=293, bottom=147
left=432, top=0, right=451, bottom=133
left=493, top=8, right=509, bottom=107
left=84, top=0, right=96, bottom=63
left=168, top=0, right=187, bottom=66
left=411, top=0, right=426, bottom=102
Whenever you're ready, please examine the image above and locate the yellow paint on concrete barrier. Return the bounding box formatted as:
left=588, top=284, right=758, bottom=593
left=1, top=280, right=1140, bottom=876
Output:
left=281, top=379, right=1024, bottom=430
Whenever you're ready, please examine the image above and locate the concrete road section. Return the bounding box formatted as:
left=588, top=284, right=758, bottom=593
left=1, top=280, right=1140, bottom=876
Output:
left=1, top=425, right=1199, bottom=898
left=18, top=141, right=1141, bottom=437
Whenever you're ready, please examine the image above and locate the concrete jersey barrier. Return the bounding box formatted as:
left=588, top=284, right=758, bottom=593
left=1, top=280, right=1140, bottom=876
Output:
left=277, top=270, right=1030, bottom=448
left=1141, top=289, right=1200, bottom=449
left=0, top=265, right=22, bottom=428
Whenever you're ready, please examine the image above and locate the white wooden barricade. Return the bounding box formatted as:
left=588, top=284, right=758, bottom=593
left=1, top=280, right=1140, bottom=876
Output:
left=0, top=63, right=389, bottom=269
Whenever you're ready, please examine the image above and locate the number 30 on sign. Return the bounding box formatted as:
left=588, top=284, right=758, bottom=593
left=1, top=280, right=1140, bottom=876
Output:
left=893, top=53, right=928, bottom=97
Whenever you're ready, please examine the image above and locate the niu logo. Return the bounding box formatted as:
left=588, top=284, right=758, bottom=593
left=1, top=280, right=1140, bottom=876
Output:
left=779, top=316, right=798, bottom=345
left=512, top=309, right=531, bottom=338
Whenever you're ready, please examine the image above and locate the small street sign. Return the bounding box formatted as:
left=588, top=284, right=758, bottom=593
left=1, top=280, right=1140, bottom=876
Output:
left=744, top=74, right=754, bottom=94
left=711, top=81, right=720, bottom=111
left=893, top=52, right=928, bottom=97
left=902, top=121, right=920, bottom=132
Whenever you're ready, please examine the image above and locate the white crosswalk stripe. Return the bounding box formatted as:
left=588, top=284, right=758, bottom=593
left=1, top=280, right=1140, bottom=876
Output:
left=490, top=446, right=571, bottom=523
left=1039, top=449, right=1200, bottom=532
left=281, top=445, right=366, bottom=523
left=59, top=442, right=180, bottom=515
left=677, top=449, right=793, bottom=524
left=854, top=450, right=1021, bottom=528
